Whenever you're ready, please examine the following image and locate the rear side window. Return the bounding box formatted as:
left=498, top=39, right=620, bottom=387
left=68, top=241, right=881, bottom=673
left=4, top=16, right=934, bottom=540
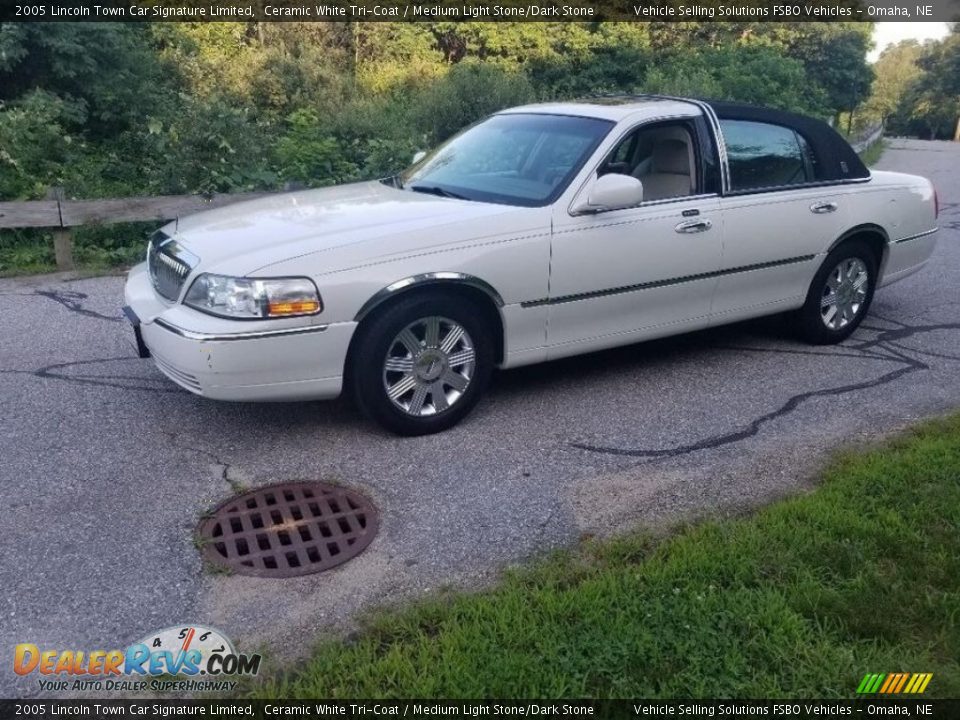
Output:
left=721, top=120, right=812, bottom=192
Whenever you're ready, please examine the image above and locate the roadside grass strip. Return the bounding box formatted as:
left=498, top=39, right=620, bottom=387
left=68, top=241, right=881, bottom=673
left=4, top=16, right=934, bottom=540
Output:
left=250, top=413, right=960, bottom=698
left=859, top=139, right=888, bottom=168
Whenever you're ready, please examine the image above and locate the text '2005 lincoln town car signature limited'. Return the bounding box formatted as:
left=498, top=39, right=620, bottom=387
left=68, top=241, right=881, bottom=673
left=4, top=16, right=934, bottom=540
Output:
left=123, top=96, right=939, bottom=435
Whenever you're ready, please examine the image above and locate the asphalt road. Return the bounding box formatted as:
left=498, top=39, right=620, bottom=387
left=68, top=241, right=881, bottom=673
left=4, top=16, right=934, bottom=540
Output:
left=2, top=138, right=958, bottom=696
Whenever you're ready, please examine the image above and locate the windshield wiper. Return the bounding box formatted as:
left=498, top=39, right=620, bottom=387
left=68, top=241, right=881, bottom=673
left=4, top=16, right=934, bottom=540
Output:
left=409, top=184, right=470, bottom=200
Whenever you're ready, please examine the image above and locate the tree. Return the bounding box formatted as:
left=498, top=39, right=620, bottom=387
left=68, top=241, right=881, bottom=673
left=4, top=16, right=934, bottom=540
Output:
left=888, top=29, right=960, bottom=140
left=864, top=40, right=924, bottom=126
left=0, top=23, right=175, bottom=137
left=413, top=61, right=535, bottom=142
left=642, top=45, right=824, bottom=116
left=787, top=25, right=875, bottom=125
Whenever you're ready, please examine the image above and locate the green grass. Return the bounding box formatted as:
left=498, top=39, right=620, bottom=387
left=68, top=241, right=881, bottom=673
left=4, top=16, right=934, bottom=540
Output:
left=249, top=414, right=960, bottom=699
left=859, top=138, right=887, bottom=168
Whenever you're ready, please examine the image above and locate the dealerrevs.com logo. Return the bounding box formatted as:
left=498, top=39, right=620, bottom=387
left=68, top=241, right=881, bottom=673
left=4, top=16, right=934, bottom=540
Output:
left=14, top=625, right=261, bottom=693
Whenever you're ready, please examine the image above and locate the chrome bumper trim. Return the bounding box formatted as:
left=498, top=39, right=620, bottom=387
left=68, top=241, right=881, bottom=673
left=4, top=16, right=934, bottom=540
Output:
left=152, top=317, right=329, bottom=342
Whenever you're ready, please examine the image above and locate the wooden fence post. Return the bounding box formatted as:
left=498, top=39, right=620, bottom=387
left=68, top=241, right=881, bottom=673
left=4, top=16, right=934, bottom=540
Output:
left=45, top=186, right=74, bottom=271
left=52, top=229, right=75, bottom=271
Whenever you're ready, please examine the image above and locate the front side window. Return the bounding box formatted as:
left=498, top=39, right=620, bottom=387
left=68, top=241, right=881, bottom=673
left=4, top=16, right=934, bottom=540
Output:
left=721, top=120, right=811, bottom=192
left=599, top=122, right=698, bottom=202
left=399, top=114, right=614, bottom=207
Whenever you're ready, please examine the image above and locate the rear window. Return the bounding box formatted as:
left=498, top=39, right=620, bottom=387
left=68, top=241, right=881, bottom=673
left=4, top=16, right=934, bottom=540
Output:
left=721, top=120, right=814, bottom=192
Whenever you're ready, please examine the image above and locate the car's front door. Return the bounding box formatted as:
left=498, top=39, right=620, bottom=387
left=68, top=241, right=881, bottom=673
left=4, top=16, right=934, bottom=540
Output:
left=545, top=119, right=724, bottom=357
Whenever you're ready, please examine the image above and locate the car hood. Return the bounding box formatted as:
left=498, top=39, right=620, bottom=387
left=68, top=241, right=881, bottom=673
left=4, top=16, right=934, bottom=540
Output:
left=165, top=181, right=523, bottom=274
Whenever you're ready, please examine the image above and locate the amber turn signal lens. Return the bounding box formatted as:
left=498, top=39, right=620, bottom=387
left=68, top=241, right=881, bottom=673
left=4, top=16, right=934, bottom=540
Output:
left=267, top=300, right=321, bottom=317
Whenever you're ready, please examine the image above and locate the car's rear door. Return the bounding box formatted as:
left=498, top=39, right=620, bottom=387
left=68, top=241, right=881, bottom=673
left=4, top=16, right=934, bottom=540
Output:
left=545, top=117, right=723, bottom=357
left=712, top=119, right=850, bottom=318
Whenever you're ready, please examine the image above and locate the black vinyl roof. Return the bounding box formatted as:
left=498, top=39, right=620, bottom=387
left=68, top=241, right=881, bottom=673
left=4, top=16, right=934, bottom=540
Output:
left=707, top=101, right=870, bottom=182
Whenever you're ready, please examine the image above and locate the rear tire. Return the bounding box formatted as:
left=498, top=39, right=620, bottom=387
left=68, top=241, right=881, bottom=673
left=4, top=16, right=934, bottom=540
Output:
left=796, top=240, right=877, bottom=345
left=350, top=294, right=494, bottom=436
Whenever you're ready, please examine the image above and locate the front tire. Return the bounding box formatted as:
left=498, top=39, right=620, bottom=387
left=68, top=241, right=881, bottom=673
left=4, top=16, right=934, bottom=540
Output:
left=796, top=240, right=877, bottom=345
left=351, top=294, right=494, bottom=436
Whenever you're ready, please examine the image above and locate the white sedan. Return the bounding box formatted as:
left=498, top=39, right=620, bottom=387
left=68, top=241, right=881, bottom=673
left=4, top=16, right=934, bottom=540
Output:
left=124, top=96, right=939, bottom=435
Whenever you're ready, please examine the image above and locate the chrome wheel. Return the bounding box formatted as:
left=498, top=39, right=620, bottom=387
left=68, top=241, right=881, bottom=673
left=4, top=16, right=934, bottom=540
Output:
left=820, top=257, right=869, bottom=331
left=382, top=316, right=476, bottom=417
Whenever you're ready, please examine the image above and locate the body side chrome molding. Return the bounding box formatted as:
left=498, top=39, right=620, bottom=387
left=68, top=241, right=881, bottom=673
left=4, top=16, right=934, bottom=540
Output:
left=354, top=272, right=505, bottom=322
left=153, top=317, right=329, bottom=342
left=893, top=227, right=938, bottom=244
left=520, top=254, right=816, bottom=308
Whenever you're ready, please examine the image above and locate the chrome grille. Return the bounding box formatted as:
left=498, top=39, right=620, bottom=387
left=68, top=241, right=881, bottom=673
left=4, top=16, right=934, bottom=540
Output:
left=148, top=233, right=197, bottom=301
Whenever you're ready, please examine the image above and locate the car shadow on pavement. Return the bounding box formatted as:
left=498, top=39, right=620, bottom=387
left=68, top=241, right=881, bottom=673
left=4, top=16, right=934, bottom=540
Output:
left=492, top=314, right=795, bottom=398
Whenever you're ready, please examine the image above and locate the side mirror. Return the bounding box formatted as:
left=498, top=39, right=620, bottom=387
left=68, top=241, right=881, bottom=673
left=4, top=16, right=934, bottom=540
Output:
left=412, top=150, right=427, bottom=164
left=571, top=174, right=644, bottom=215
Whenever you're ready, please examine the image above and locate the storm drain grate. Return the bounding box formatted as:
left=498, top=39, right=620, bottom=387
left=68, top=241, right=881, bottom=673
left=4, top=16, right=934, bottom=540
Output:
left=197, top=481, right=379, bottom=578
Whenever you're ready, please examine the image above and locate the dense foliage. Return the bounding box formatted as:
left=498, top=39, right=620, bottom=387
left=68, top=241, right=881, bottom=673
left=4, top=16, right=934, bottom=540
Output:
left=873, top=27, right=960, bottom=141
left=0, top=21, right=881, bottom=203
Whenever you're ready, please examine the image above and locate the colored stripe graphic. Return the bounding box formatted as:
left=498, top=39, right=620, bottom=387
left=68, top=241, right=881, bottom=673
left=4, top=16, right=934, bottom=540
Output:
left=857, top=672, right=932, bottom=694
left=879, top=675, right=896, bottom=694
left=893, top=673, right=909, bottom=693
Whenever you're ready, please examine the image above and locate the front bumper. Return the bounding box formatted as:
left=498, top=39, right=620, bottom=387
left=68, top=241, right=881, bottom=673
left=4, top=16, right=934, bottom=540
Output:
left=123, top=262, right=355, bottom=401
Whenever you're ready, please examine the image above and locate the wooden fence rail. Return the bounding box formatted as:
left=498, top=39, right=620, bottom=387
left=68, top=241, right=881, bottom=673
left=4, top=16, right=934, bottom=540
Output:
left=0, top=190, right=273, bottom=270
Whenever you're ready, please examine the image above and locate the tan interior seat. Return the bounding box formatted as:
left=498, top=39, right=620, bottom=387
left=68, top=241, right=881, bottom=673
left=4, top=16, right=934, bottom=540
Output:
left=635, top=138, right=693, bottom=201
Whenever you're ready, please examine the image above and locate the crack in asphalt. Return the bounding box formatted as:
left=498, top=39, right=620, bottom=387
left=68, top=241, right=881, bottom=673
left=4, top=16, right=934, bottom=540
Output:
left=571, top=366, right=922, bottom=459
left=32, top=289, right=123, bottom=323
left=570, top=317, right=960, bottom=459
left=37, top=357, right=178, bottom=394
left=2, top=283, right=958, bottom=464
left=0, top=356, right=180, bottom=394
left=161, top=431, right=247, bottom=494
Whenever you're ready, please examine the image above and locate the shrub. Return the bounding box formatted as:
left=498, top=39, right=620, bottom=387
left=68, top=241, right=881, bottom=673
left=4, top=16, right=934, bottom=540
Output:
left=643, top=46, right=827, bottom=117
left=276, top=109, right=361, bottom=187
left=137, top=96, right=279, bottom=195
left=0, top=91, right=80, bottom=199
left=413, top=62, right=535, bottom=143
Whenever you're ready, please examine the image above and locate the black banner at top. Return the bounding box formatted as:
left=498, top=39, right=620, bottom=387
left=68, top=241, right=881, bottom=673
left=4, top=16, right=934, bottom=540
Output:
left=2, top=0, right=959, bottom=22
left=1, top=699, right=960, bottom=719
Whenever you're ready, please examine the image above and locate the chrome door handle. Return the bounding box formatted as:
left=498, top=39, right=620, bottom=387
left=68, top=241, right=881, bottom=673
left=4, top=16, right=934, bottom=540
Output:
left=810, top=201, right=838, bottom=214
left=675, top=219, right=712, bottom=234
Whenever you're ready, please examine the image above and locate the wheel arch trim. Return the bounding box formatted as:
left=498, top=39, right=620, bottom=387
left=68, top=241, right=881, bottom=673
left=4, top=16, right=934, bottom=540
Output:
left=825, top=223, right=891, bottom=277
left=353, top=272, right=505, bottom=323
left=825, top=223, right=890, bottom=255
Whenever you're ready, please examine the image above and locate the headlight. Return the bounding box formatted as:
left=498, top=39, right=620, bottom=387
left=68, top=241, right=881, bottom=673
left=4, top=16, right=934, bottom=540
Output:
left=183, top=274, right=322, bottom=319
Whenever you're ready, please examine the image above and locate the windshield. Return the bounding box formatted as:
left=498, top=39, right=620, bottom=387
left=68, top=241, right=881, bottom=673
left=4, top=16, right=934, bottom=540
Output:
left=399, top=113, right=614, bottom=207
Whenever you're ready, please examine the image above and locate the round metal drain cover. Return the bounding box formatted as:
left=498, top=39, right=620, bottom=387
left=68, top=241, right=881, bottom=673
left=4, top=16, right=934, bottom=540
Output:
left=197, top=482, right=378, bottom=578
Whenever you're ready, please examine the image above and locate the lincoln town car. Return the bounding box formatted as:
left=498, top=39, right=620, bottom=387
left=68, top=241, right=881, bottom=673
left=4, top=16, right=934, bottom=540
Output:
left=123, top=96, right=939, bottom=434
